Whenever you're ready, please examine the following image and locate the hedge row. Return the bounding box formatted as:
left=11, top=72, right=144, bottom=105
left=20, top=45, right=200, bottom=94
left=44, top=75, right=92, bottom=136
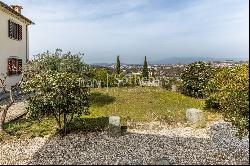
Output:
left=205, top=64, right=249, bottom=137
left=179, top=62, right=249, bottom=138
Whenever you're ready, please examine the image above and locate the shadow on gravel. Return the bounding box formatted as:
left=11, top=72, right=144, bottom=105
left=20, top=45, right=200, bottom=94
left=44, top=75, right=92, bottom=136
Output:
left=24, top=122, right=249, bottom=165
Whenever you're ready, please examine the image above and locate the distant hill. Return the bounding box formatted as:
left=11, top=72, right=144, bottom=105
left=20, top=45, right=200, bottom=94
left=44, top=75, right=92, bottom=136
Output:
left=90, top=57, right=248, bottom=66
left=151, top=57, right=247, bottom=65
left=90, top=63, right=111, bottom=67
left=90, top=63, right=127, bottom=67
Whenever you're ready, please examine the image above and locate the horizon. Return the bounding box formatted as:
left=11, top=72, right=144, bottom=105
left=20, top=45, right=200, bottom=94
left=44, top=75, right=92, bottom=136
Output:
left=88, top=56, right=249, bottom=65
left=4, top=0, right=249, bottom=64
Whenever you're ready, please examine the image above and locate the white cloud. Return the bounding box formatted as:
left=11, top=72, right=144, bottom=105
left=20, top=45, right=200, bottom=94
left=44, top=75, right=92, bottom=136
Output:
left=3, top=0, right=249, bottom=63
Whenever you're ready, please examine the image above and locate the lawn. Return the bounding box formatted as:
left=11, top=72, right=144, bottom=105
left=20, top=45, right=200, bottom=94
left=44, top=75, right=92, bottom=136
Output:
left=87, top=87, right=221, bottom=124
left=1, top=87, right=222, bottom=141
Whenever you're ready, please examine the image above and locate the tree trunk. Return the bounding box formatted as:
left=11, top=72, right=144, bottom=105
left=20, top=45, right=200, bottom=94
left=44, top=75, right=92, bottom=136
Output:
left=0, top=109, right=7, bottom=132
left=52, top=112, right=61, bottom=129
left=58, top=112, right=61, bottom=129
left=63, top=113, right=67, bottom=135
left=0, top=75, right=21, bottom=133
left=0, top=90, right=14, bottom=132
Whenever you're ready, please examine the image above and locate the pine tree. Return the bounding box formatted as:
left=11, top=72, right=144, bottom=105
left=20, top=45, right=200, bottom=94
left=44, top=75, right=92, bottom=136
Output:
left=142, top=56, right=149, bottom=79
left=116, top=55, right=121, bottom=75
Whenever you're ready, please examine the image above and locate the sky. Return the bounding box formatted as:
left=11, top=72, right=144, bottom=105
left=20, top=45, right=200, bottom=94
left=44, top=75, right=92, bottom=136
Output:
left=4, top=0, right=249, bottom=64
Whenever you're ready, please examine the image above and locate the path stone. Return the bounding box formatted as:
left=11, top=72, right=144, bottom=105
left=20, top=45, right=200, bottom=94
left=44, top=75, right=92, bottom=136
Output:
left=186, top=108, right=206, bottom=128
left=171, top=85, right=177, bottom=92
left=109, top=116, right=121, bottom=136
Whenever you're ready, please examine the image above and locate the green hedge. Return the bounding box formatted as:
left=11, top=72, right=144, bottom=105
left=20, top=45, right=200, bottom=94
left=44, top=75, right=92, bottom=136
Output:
left=205, top=64, right=249, bottom=137
left=180, top=61, right=215, bottom=98
left=161, top=77, right=178, bottom=90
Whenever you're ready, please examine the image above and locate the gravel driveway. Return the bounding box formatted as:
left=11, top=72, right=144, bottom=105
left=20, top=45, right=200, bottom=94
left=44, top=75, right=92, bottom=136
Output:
left=0, top=121, right=249, bottom=165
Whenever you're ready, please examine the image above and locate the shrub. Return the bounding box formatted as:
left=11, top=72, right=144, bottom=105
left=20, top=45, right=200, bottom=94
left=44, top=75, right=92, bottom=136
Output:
left=92, top=68, right=120, bottom=87
left=205, top=64, right=249, bottom=137
left=180, top=61, right=215, bottom=98
left=93, top=68, right=109, bottom=87
left=128, top=75, right=140, bottom=87
left=161, top=77, right=178, bottom=90
left=22, top=50, right=90, bottom=134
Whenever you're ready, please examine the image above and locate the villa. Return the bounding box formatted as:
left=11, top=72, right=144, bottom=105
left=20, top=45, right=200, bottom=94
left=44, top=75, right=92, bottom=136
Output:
left=0, top=1, right=34, bottom=89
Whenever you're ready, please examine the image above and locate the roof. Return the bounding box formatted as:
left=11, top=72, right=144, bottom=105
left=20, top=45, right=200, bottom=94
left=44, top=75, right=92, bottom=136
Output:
left=0, top=1, right=34, bottom=25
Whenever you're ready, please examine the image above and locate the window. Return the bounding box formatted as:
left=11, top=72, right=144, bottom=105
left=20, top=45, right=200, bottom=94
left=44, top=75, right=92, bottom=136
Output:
left=8, top=58, right=22, bottom=76
left=8, top=20, right=22, bottom=40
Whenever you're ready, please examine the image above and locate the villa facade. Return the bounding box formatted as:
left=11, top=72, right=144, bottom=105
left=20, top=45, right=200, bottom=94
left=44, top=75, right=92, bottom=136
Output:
left=0, top=1, right=34, bottom=89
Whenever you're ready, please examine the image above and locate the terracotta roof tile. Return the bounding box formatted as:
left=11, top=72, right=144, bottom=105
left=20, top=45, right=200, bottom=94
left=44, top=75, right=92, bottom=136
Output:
left=0, top=1, right=34, bottom=25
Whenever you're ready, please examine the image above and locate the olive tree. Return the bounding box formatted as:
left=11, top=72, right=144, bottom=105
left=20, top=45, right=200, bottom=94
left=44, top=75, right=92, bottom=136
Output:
left=22, top=49, right=91, bottom=134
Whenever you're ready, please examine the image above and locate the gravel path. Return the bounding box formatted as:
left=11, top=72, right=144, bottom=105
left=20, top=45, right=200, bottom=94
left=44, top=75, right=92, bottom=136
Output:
left=0, top=121, right=249, bottom=165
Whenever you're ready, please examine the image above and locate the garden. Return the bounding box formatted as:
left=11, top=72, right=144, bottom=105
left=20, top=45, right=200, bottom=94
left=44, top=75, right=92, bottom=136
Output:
left=0, top=50, right=249, bottom=165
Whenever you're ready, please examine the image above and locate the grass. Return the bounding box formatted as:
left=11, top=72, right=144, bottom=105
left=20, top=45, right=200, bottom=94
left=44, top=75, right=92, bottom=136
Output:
left=3, top=116, right=58, bottom=141
left=1, top=87, right=222, bottom=141
left=87, top=87, right=221, bottom=124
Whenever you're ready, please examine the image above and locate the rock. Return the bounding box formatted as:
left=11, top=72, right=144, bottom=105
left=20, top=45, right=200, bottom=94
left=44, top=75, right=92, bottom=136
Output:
left=109, top=116, right=121, bottom=136
left=121, top=126, right=128, bottom=136
left=97, top=81, right=102, bottom=88
left=171, top=85, right=177, bottom=92
left=109, top=116, right=120, bottom=126
left=186, top=108, right=206, bottom=128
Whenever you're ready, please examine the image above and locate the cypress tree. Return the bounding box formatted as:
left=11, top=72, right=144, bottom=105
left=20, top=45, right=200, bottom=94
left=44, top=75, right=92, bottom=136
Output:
left=116, top=55, right=121, bottom=75
left=152, top=68, right=155, bottom=78
left=142, top=56, right=149, bottom=79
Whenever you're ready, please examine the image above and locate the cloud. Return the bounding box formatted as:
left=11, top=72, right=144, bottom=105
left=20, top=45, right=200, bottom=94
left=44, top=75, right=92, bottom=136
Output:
left=3, top=0, right=249, bottom=63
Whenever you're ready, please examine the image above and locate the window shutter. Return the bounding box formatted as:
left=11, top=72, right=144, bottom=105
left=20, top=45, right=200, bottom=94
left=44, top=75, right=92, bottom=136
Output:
left=12, top=22, right=16, bottom=39
left=14, top=24, right=18, bottom=39
left=8, top=20, right=11, bottom=37
left=8, top=59, right=11, bottom=76
left=17, top=59, right=22, bottom=74
left=7, top=58, right=21, bottom=76
left=8, top=20, right=22, bottom=40
left=18, top=25, right=22, bottom=40
left=8, top=20, right=14, bottom=38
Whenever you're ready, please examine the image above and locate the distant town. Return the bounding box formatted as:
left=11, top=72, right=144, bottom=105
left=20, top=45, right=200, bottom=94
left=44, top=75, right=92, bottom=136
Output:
left=91, top=59, right=249, bottom=78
